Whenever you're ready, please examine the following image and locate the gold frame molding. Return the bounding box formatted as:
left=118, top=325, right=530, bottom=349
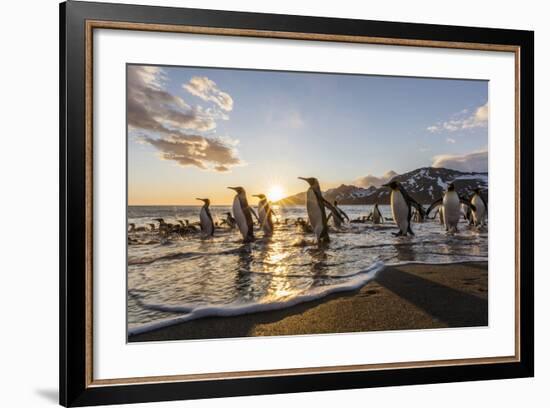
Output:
left=84, top=20, right=521, bottom=388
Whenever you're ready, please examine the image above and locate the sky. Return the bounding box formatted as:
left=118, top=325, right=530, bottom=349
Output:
left=127, top=64, right=488, bottom=205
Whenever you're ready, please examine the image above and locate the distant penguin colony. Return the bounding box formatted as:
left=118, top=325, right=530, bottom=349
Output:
left=127, top=176, right=487, bottom=244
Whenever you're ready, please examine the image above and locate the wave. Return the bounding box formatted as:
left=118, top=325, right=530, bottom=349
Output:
left=127, top=261, right=384, bottom=336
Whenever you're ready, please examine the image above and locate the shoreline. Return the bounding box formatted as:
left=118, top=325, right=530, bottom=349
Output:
left=129, top=261, right=488, bottom=343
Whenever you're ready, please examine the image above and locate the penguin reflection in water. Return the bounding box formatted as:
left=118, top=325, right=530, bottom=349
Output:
left=196, top=198, right=214, bottom=237
left=381, top=181, right=425, bottom=236
left=227, top=186, right=257, bottom=242
left=252, top=194, right=275, bottom=236
left=427, top=183, right=476, bottom=233
left=298, top=177, right=344, bottom=244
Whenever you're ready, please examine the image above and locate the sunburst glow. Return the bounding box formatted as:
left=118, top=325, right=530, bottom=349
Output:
left=266, top=185, right=285, bottom=202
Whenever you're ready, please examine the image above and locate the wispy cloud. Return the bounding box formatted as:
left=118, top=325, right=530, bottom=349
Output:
left=427, top=102, right=488, bottom=133
left=183, top=76, right=234, bottom=111
left=128, top=66, right=241, bottom=172
left=446, top=137, right=456, bottom=144
left=432, top=149, right=488, bottom=172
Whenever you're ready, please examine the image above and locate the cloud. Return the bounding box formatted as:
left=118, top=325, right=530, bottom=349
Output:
left=142, top=134, right=242, bottom=172
left=427, top=102, right=488, bottom=133
left=432, top=149, right=488, bottom=172
left=355, top=170, right=398, bottom=188
left=127, top=66, right=218, bottom=133
left=183, top=76, right=234, bottom=111
left=446, top=137, right=456, bottom=144
left=128, top=66, right=242, bottom=172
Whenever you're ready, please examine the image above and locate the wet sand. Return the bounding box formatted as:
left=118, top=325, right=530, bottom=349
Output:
left=129, top=262, right=488, bottom=342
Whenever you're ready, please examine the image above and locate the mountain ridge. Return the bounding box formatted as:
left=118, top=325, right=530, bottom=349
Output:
left=275, top=167, right=488, bottom=206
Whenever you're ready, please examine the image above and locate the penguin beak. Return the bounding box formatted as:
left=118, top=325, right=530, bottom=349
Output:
left=381, top=182, right=390, bottom=187
left=252, top=194, right=260, bottom=198
left=195, top=198, right=205, bottom=202
left=298, top=177, right=311, bottom=185
left=227, top=187, right=237, bottom=191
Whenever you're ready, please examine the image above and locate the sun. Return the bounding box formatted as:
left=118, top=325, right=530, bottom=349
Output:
left=267, top=185, right=285, bottom=202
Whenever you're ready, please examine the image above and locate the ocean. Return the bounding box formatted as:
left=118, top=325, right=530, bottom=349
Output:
left=127, top=205, right=488, bottom=336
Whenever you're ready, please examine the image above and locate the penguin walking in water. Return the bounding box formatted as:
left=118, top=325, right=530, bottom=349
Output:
left=326, top=200, right=349, bottom=228
left=227, top=186, right=255, bottom=242
left=298, top=177, right=341, bottom=244
left=370, top=203, right=384, bottom=224
left=252, top=194, right=274, bottom=236
left=221, top=212, right=236, bottom=229
left=381, top=181, right=425, bottom=236
left=427, top=183, right=475, bottom=233
left=470, top=188, right=488, bottom=227
left=196, top=198, right=214, bottom=237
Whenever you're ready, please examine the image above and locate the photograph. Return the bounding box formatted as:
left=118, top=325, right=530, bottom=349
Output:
left=126, top=64, right=489, bottom=342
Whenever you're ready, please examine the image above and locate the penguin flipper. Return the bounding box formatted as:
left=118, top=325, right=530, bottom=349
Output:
left=426, top=198, right=443, bottom=216
left=322, top=198, right=345, bottom=224
left=407, top=225, right=415, bottom=236
left=459, top=196, right=476, bottom=212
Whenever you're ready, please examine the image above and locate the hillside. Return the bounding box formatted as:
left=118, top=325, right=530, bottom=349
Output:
left=275, top=167, right=488, bottom=206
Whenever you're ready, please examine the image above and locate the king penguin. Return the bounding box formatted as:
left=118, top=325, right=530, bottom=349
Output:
left=371, top=203, right=384, bottom=224
left=196, top=198, right=214, bottom=237
left=252, top=194, right=274, bottom=236
left=470, top=187, right=487, bottom=226
left=427, top=183, right=475, bottom=233
left=298, top=177, right=341, bottom=244
left=227, top=186, right=255, bottom=242
left=381, top=180, right=425, bottom=236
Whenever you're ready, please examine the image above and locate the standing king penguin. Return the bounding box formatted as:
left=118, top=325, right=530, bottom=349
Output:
left=196, top=198, right=214, bottom=237
left=427, top=183, right=475, bottom=233
left=470, top=187, right=487, bottom=226
left=252, top=194, right=274, bottom=236
left=371, top=203, right=384, bottom=224
left=227, top=186, right=255, bottom=242
left=381, top=181, right=425, bottom=236
left=298, top=177, right=341, bottom=244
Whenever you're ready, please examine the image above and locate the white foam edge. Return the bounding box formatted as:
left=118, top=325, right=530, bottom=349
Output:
left=128, top=260, right=385, bottom=337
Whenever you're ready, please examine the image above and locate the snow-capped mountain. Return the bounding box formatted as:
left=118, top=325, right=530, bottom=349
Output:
left=276, top=167, right=488, bottom=206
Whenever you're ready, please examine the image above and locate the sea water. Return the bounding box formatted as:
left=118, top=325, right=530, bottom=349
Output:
left=127, top=205, right=488, bottom=335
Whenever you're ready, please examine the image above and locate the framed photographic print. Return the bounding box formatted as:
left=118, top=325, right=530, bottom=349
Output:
left=60, top=1, right=534, bottom=406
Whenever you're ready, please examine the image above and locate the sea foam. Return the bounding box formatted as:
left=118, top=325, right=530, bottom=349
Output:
left=128, top=261, right=384, bottom=336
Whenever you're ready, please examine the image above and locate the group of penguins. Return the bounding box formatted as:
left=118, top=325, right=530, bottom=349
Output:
left=128, top=178, right=488, bottom=245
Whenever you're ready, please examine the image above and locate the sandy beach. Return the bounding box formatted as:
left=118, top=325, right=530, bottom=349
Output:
left=129, top=261, right=488, bottom=342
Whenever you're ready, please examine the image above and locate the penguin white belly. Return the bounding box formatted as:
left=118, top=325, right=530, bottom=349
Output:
left=232, top=196, right=249, bottom=239
left=443, top=191, right=460, bottom=230
left=306, top=189, right=324, bottom=240
left=391, top=190, right=409, bottom=234
left=472, top=195, right=486, bottom=225
left=199, top=207, right=214, bottom=236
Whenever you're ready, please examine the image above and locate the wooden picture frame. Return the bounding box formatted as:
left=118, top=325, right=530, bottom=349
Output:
left=60, top=1, right=534, bottom=406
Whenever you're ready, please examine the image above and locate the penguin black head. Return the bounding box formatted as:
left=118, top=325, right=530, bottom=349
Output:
left=298, top=177, right=320, bottom=189
left=226, top=212, right=232, bottom=216
left=472, top=187, right=482, bottom=194
left=227, top=186, right=245, bottom=194
left=382, top=181, right=399, bottom=190
left=153, top=218, right=164, bottom=223
left=196, top=198, right=210, bottom=206
left=253, top=194, right=267, bottom=200
left=334, top=200, right=338, bottom=206
left=447, top=183, right=456, bottom=191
